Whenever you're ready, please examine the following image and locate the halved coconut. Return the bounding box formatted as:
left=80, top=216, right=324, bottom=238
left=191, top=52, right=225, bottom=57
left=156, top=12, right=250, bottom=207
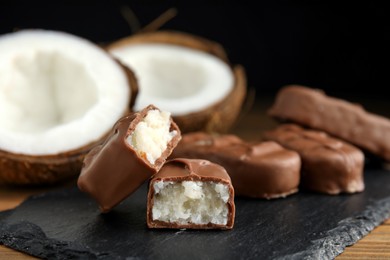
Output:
left=108, top=31, right=246, bottom=133
left=0, top=30, right=137, bottom=185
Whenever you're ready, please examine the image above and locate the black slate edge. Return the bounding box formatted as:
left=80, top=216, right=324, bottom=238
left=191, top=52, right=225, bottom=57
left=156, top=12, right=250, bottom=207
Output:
left=278, top=196, right=390, bottom=260
left=2, top=183, right=390, bottom=259
left=0, top=221, right=110, bottom=260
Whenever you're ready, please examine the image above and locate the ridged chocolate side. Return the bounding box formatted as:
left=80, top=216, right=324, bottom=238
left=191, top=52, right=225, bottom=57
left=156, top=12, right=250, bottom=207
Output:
left=171, top=132, right=301, bottom=199
left=147, top=158, right=235, bottom=229
left=268, top=85, right=390, bottom=162
left=264, top=124, right=365, bottom=194
left=77, top=105, right=181, bottom=213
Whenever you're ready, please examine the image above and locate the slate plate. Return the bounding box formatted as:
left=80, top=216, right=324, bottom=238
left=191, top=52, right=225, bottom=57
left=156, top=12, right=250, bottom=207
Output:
left=1, top=167, right=390, bottom=260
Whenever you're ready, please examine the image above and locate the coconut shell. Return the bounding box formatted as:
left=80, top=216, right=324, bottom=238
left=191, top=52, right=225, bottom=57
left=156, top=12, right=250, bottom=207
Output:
left=0, top=63, right=138, bottom=186
left=108, top=30, right=247, bottom=133
left=108, top=30, right=230, bottom=63
left=117, top=60, right=139, bottom=110
left=0, top=144, right=93, bottom=185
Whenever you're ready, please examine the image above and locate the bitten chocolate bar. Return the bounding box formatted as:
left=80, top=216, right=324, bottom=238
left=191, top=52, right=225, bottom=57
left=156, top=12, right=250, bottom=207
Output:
left=263, top=124, right=365, bottom=195
left=171, top=132, right=301, bottom=199
left=268, top=85, right=390, bottom=162
left=147, top=158, right=235, bottom=229
left=78, top=105, right=181, bottom=212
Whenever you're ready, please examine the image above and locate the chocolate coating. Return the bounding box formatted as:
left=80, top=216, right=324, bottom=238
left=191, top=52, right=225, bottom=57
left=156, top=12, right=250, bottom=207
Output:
left=77, top=105, right=181, bottom=213
left=171, top=132, right=301, bottom=199
left=147, top=158, right=235, bottom=229
left=263, top=124, right=365, bottom=194
left=268, top=85, right=390, bottom=161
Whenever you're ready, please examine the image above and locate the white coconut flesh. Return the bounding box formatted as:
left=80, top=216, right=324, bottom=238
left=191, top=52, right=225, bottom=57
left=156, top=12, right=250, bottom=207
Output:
left=110, top=43, right=234, bottom=116
left=0, top=30, right=131, bottom=155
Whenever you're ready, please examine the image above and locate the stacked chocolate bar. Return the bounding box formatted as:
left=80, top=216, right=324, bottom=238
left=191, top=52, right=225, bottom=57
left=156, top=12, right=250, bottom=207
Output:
left=264, top=85, right=390, bottom=194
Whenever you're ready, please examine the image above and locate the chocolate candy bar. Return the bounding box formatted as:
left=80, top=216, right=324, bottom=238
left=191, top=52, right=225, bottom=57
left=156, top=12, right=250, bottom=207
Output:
left=78, top=105, right=181, bottom=212
left=147, top=158, right=235, bottom=229
left=268, top=85, right=390, bottom=162
left=171, top=132, right=301, bottom=199
left=263, top=124, right=365, bottom=194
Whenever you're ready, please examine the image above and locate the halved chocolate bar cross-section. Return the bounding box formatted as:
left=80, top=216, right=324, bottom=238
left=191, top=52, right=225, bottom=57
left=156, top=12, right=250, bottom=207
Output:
left=147, top=158, right=235, bottom=229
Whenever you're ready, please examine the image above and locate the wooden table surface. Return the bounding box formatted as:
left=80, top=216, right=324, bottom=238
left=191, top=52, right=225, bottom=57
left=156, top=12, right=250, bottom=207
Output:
left=1, top=97, right=390, bottom=259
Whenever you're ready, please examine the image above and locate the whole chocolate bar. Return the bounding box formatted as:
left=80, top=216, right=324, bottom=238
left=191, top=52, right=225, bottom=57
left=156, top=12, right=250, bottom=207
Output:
left=263, top=124, right=365, bottom=194
left=171, top=132, right=301, bottom=199
left=78, top=105, right=181, bottom=212
left=268, top=85, right=390, bottom=162
left=147, top=158, right=235, bottom=229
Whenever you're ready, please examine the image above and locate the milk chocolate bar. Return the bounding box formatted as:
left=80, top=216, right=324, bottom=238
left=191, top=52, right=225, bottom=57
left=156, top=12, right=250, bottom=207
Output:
left=263, top=124, right=365, bottom=194
left=171, top=132, right=301, bottom=199
left=268, top=85, right=390, bottom=161
left=147, top=158, right=235, bottom=229
left=78, top=105, right=181, bottom=212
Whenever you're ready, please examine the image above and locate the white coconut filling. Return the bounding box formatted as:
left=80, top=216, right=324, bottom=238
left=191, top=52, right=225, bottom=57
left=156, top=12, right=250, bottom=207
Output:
left=0, top=30, right=130, bottom=155
left=152, top=180, right=230, bottom=225
left=127, top=109, right=177, bottom=164
left=110, top=43, right=234, bottom=116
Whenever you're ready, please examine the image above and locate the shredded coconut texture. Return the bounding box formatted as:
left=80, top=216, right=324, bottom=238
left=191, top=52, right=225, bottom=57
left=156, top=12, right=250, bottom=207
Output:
left=152, top=181, right=230, bottom=225
left=127, top=109, right=176, bottom=164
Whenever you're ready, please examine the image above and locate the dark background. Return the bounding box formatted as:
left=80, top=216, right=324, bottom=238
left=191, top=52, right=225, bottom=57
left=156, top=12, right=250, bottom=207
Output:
left=1, top=1, right=389, bottom=100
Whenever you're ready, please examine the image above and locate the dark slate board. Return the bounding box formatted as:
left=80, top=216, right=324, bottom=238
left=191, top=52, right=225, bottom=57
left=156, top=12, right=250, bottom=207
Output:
left=1, top=167, right=390, bottom=260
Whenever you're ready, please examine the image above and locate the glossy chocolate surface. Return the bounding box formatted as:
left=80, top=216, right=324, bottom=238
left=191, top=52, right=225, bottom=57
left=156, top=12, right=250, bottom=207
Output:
left=147, top=158, right=235, bottom=229
left=264, top=124, right=365, bottom=194
left=171, top=132, right=301, bottom=199
left=78, top=105, right=181, bottom=212
left=268, top=85, right=390, bottom=161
